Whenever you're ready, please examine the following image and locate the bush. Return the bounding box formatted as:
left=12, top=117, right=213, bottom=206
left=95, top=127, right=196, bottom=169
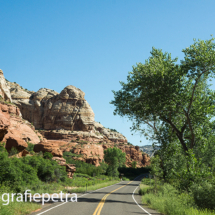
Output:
left=191, top=181, right=215, bottom=210
left=131, top=161, right=137, bottom=168
left=142, top=183, right=196, bottom=215
left=0, top=150, right=68, bottom=192
left=9, top=147, right=18, bottom=156
left=43, top=152, right=53, bottom=160
left=26, top=142, right=34, bottom=154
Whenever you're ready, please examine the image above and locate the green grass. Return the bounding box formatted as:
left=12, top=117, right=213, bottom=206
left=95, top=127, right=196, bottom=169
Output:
left=0, top=200, right=41, bottom=215
left=64, top=180, right=120, bottom=193
left=140, top=182, right=215, bottom=215
left=0, top=187, right=41, bottom=215
left=138, top=183, right=150, bottom=195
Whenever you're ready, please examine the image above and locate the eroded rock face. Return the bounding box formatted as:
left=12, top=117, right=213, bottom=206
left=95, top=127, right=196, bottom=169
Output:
left=33, top=141, right=63, bottom=157
left=0, top=102, right=40, bottom=153
left=52, top=157, right=76, bottom=179
left=72, top=143, right=104, bottom=166
left=94, top=122, right=127, bottom=143
left=0, top=70, right=12, bottom=102
left=35, top=130, right=150, bottom=167
left=10, top=85, right=95, bottom=131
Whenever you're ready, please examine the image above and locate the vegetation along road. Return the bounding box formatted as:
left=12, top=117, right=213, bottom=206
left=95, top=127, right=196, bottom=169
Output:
left=31, top=175, right=161, bottom=215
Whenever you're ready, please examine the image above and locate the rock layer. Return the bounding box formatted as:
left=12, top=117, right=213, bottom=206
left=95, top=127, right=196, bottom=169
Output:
left=52, top=157, right=76, bottom=179
left=9, top=84, right=95, bottom=131
left=0, top=102, right=40, bottom=153
left=0, top=70, right=12, bottom=102
left=36, top=130, right=150, bottom=168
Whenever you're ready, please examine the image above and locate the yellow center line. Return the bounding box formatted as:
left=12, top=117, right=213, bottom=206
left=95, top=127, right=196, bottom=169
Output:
left=93, top=181, right=133, bottom=215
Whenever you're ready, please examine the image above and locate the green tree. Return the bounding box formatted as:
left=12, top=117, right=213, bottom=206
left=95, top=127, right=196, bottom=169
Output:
left=111, top=38, right=215, bottom=154
left=43, top=152, right=53, bottom=160
left=26, top=142, right=35, bottom=154
left=104, top=147, right=126, bottom=177
left=131, top=161, right=137, bottom=169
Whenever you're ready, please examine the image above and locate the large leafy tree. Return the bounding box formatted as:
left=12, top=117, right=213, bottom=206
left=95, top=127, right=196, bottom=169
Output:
left=111, top=38, right=215, bottom=153
left=104, top=147, right=126, bottom=177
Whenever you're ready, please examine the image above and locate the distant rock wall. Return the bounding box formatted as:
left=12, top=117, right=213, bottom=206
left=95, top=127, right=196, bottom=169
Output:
left=8, top=84, right=95, bottom=131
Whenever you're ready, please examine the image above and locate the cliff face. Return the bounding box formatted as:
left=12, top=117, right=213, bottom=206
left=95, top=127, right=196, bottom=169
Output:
left=8, top=83, right=95, bottom=131
left=0, top=70, right=76, bottom=178
left=0, top=70, right=12, bottom=102
left=4, top=73, right=150, bottom=168
left=0, top=70, right=40, bottom=155
left=34, top=130, right=149, bottom=168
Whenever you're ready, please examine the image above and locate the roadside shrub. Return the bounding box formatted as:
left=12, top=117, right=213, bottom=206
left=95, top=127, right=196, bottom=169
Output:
left=23, top=155, right=67, bottom=182
left=0, top=151, right=39, bottom=190
left=142, top=183, right=196, bottom=215
left=0, top=150, right=68, bottom=191
left=191, top=181, right=215, bottom=210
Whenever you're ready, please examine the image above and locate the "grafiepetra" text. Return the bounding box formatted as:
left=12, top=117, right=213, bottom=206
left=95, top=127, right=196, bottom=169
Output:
left=1, top=190, right=77, bottom=205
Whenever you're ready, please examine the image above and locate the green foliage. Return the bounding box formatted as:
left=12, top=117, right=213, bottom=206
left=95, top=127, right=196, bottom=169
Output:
left=111, top=37, right=215, bottom=153
left=104, top=147, right=126, bottom=177
left=43, top=152, right=53, bottom=160
left=141, top=182, right=215, bottom=215
left=9, top=147, right=18, bottom=156
left=191, top=181, right=215, bottom=210
left=111, top=37, right=215, bottom=211
left=108, top=128, right=118, bottom=132
left=26, top=142, right=34, bottom=154
left=63, top=151, right=108, bottom=176
left=0, top=142, right=6, bottom=152
left=64, top=151, right=82, bottom=157
left=118, top=166, right=150, bottom=180
left=0, top=150, right=67, bottom=192
left=131, top=161, right=137, bottom=168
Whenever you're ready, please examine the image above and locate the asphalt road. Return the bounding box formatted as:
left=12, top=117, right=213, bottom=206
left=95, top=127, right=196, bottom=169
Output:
left=31, top=176, right=161, bottom=215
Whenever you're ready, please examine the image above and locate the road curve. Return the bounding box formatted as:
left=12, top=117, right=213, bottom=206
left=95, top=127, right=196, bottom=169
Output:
left=31, top=176, right=161, bottom=215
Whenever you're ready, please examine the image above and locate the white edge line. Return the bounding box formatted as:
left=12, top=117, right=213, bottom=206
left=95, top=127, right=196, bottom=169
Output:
left=37, top=202, right=67, bottom=215
left=36, top=181, right=123, bottom=215
left=132, top=185, right=152, bottom=215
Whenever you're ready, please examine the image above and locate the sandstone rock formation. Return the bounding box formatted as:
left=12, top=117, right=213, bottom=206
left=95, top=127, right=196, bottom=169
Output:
left=0, top=71, right=40, bottom=154
left=0, top=70, right=12, bottom=102
left=35, top=130, right=149, bottom=168
left=9, top=84, right=95, bottom=131
left=3, top=72, right=149, bottom=168
left=72, top=143, right=104, bottom=166
left=94, top=122, right=127, bottom=143
left=0, top=71, right=77, bottom=178
left=0, top=102, right=40, bottom=153
left=34, top=141, right=63, bottom=157
left=52, top=157, right=76, bottom=179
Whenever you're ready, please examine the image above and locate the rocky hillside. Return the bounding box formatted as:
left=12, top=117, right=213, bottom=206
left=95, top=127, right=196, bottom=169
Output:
left=139, top=145, right=159, bottom=157
left=0, top=70, right=76, bottom=178
left=2, top=69, right=150, bottom=168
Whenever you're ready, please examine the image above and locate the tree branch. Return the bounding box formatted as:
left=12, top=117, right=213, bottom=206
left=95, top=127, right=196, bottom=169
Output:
left=187, top=69, right=208, bottom=113
left=183, top=109, right=195, bottom=148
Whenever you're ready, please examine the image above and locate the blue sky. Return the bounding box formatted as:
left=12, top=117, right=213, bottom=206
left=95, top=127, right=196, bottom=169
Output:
left=1, top=0, right=215, bottom=146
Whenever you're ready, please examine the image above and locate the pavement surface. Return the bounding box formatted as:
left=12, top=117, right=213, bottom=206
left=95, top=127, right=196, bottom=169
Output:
left=31, top=175, right=162, bottom=215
